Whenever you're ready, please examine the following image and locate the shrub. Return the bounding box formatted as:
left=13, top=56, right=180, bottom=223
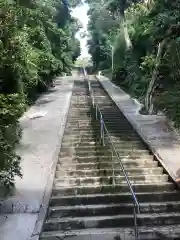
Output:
left=0, top=94, right=26, bottom=187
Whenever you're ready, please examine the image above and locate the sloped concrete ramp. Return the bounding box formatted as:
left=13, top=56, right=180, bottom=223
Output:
left=97, top=75, right=180, bottom=184
left=0, top=76, right=75, bottom=240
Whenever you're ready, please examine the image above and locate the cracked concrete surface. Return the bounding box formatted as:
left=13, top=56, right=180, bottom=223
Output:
left=0, top=76, right=75, bottom=240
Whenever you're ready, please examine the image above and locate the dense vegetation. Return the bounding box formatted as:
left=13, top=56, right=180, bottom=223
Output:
left=87, top=0, right=180, bottom=125
left=0, top=0, right=81, bottom=186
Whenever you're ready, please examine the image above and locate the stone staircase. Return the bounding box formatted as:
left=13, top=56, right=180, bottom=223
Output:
left=40, top=79, right=180, bottom=240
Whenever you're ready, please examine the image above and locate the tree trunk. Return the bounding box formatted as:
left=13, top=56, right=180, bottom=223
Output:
left=122, top=18, right=132, bottom=49
left=145, top=40, right=166, bottom=114
left=145, top=0, right=154, bottom=9
left=118, top=0, right=132, bottom=49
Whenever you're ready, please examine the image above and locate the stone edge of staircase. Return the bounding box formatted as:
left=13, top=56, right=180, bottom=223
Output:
left=30, top=80, right=74, bottom=240
left=96, top=75, right=180, bottom=187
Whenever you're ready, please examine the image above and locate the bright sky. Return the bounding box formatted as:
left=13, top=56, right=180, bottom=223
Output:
left=71, top=3, right=90, bottom=59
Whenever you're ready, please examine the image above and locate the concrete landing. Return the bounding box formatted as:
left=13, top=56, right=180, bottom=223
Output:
left=0, top=76, right=75, bottom=240
left=97, top=75, right=180, bottom=185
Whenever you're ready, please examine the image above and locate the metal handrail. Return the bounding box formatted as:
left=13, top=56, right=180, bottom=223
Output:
left=87, top=77, right=140, bottom=239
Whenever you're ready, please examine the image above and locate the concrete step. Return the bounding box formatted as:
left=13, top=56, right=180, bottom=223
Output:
left=72, top=93, right=88, bottom=96
left=62, top=134, right=96, bottom=139
left=113, top=141, right=146, bottom=148
left=110, top=135, right=143, bottom=141
left=102, top=125, right=137, bottom=132
left=68, top=107, right=92, bottom=113
left=61, top=141, right=148, bottom=150
left=60, top=148, right=152, bottom=155
left=61, top=141, right=97, bottom=148
left=70, top=100, right=90, bottom=103
left=110, top=133, right=141, bottom=138
left=62, top=134, right=96, bottom=138
left=70, top=97, right=89, bottom=101
left=68, top=106, right=90, bottom=110
left=94, top=119, right=137, bottom=127
left=40, top=225, right=180, bottom=240
left=70, top=104, right=89, bottom=108
left=43, top=213, right=180, bottom=231
left=64, top=129, right=99, bottom=134
left=64, top=130, right=95, bottom=134
left=97, top=123, right=138, bottom=131
left=103, top=130, right=140, bottom=136
left=101, top=119, right=134, bottom=124
left=64, top=127, right=99, bottom=132
left=57, top=160, right=158, bottom=170
left=61, top=140, right=146, bottom=147
left=63, top=131, right=95, bottom=135
left=103, top=127, right=141, bottom=133
left=64, top=127, right=139, bottom=134
left=66, top=117, right=91, bottom=121
left=48, top=201, right=180, bottom=218
left=67, top=115, right=91, bottom=119
left=61, top=140, right=97, bottom=145
left=55, top=167, right=163, bottom=178
left=69, top=105, right=90, bottom=108
left=100, top=111, right=130, bottom=116
left=62, top=135, right=141, bottom=141
left=66, top=120, right=92, bottom=124
left=68, top=112, right=92, bottom=117
left=95, top=98, right=112, bottom=102
left=50, top=191, right=180, bottom=206
left=52, top=182, right=174, bottom=196
left=54, top=174, right=168, bottom=187
left=66, top=122, right=92, bottom=128
left=60, top=144, right=147, bottom=152
left=59, top=151, right=153, bottom=159
left=70, top=103, right=90, bottom=107
left=97, top=103, right=115, bottom=107
left=66, top=120, right=93, bottom=124
left=62, top=133, right=145, bottom=144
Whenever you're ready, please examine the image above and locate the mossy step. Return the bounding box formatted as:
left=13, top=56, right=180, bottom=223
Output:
left=54, top=174, right=168, bottom=187
left=40, top=225, right=180, bottom=240
left=50, top=191, right=180, bottom=206
left=43, top=213, right=180, bottom=231
left=52, top=182, right=174, bottom=196
left=56, top=160, right=158, bottom=171
left=48, top=201, right=180, bottom=218
left=55, top=167, right=163, bottom=178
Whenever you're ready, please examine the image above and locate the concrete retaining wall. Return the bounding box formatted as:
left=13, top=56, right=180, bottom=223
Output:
left=97, top=75, right=180, bottom=185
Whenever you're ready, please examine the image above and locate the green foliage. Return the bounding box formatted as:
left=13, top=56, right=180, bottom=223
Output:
left=86, top=0, right=143, bottom=72
left=88, top=0, right=180, bottom=125
left=0, top=0, right=80, bottom=186
left=115, top=0, right=180, bottom=124
left=154, top=39, right=180, bottom=125
left=0, top=94, right=26, bottom=186
left=87, top=0, right=119, bottom=71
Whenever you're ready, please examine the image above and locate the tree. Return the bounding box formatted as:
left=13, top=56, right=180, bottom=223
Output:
left=87, top=0, right=119, bottom=71
left=87, top=0, right=180, bottom=126
left=0, top=0, right=81, bottom=186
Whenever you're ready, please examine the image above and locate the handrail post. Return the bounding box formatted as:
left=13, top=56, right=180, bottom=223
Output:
left=100, top=115, right=104, bottom=146
left=92, top=95, right=94, bottom=107
left=112, top=150, right=115, bottom=185
left=95, top=105, right=98, bottom=120
left=134, top=204, right=138, bottom=240
left=102, top=124, right=104, bottom=146
left=100, top=114, right=102, bottom=143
